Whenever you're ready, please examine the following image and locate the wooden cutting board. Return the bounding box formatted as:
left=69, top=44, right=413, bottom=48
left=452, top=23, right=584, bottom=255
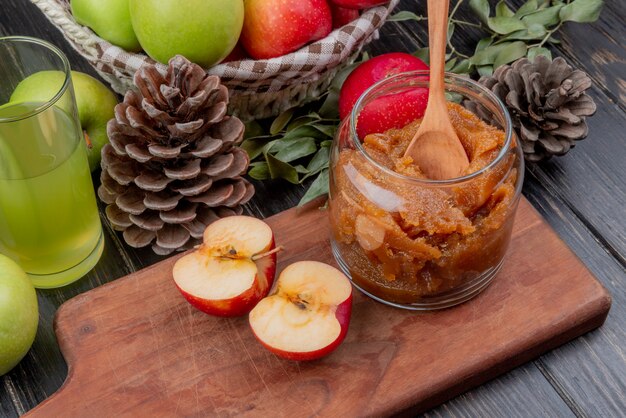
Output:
left=25, top=198, right=611, bottom=417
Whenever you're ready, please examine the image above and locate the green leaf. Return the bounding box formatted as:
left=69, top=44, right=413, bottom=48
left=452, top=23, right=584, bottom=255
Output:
left=248, top=162, right=270, bottom=180
left=298, top=169, right=329, bottom=206
left=469, top=0, right=490, bottom=24
left=286, top=115, right=317, bottom=132
left=319, top=91, right=339, bottom=119
left=388, top=11, right=426, bottom=22
left=294, top=165, right=309, bottom=174
left=527, top=46, right=552, bottom=60
left=305, top=146, right=330, bottom=178
left=266, top=153, right=299, bottom=184
left=243, top=120, right=265, bottom=139
left=270, top=108, right=294, bottom=135
left=273, top=137, right=318, bottom=162
left=310, top=123, right=336, bottom=138
left=496, top=1, right=515, bottom=17
left=445, top=57, right=458, bottom=71
left=488, top=16, right=527, bottom=34
left=241, top=137, right=274, bottom=160
left=515, top=0, right=539, bottom=18
left=477, top=65, right=494, bottom=77
left=497, top=24, right=547, bottom=42
left=559, top=0, right=603, bottom=23
left=282, top=125, right=327, bottom=141
left=450, top=58, right=473, bottom=74
left=471, top=42, right=513, bottom=65
left=475, top=37, right=493, bottom=53
left=413, top=47, right=430, bottom=64
left=493, top=41, right=527, bottom=68
left=521, top=5, right=564, bottom=27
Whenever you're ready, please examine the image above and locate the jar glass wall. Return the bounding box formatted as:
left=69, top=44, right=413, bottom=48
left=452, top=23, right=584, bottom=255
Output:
left=328, top=71, right=524, bottom=310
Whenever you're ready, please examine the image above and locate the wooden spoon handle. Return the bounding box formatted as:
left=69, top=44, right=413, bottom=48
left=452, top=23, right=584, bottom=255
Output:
left=427, top=0, right=449, bottom=103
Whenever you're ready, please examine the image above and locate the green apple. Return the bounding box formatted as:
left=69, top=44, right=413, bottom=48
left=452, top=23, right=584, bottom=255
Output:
left=0, top=254, right=38, bottom=376
left=71, top=0, right=141, bottom=51
left=130, top=0, right=244, bottom=67
left=10, top=70, right=118, bottom=172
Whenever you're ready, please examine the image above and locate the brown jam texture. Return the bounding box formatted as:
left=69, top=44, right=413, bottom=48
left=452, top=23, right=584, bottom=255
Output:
left=331, top=102, right=519, bottom=303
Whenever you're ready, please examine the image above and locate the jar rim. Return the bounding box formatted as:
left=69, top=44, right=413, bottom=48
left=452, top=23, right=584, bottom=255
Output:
left=349, top=70, right=514, bottom=185
left=0, top=36, right=72, bottom=123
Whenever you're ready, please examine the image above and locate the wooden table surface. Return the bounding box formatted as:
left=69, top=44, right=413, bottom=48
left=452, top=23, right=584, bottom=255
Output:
left=1, top=1, right=624, bottom=417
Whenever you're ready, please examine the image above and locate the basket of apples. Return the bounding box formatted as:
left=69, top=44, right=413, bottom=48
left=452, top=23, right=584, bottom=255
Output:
left=30, top=0, right=399, bottom=121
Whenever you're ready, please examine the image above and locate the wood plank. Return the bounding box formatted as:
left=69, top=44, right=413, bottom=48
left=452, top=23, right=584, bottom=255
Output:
left=24, top=198, right=610, bottom=417
left=424, top=364, right=575, bottom=418
left=523, top=179, right=626, bottom=417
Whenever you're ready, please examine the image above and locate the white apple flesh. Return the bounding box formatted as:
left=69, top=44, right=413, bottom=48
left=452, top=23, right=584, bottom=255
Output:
left=249, top=261, right=353, bottom=361
left=173, top=216, right=276, bottom=317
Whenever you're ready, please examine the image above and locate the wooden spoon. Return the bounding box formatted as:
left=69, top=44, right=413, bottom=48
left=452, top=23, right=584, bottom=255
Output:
left=404, top=0, right=469, bottom=180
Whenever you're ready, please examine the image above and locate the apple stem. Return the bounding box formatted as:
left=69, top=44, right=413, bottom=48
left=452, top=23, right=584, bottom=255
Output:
left=84, top=131, right=93, bottom=149
left=251, top=246, right=284, bottom=261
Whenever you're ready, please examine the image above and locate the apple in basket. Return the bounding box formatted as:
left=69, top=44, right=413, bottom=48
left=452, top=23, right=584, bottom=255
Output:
left=329, top=3, right=360, bottom=28
left=173, top=216, right=279, bottom=317
left=129, top=0, right=245, bottom=67
left=241, top=0, right=333, bottom=60
left=71, top=0, right=141, bottom=51
left=249, top=261, right=353, bottom=361
left=329, top=0, right=388, bottom=9
left=339, top=52, right=430, bottom=138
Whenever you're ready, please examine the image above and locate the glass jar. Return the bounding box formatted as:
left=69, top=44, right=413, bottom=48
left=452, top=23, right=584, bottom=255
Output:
left=328, top=71, right=524, bottom=310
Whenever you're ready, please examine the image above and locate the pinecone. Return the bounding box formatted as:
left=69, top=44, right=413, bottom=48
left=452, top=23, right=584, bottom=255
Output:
left=98, top=55, right=254, bottom=255
left=474, top=55, right=596, bottom=162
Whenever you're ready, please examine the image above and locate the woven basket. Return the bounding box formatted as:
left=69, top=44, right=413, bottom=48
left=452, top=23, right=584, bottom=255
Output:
left=30, top=0, right=399, bottom=121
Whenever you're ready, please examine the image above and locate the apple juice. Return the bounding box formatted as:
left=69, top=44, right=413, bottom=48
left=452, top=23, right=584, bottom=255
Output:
left=0, top=102, right=103, bottom=288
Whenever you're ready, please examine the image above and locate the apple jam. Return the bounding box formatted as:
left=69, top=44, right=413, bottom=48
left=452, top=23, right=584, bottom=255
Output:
left=329, top=80, right=524, bottom=310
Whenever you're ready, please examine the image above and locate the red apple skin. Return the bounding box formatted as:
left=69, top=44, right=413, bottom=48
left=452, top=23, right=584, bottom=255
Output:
left=241, top=0, right=333, bottom=59
left=329, top=0, right=387, bottom=9
left=338, top=52, right=429, bottom=121
left=330, top=3, right=360, bottom=28
left=250, top=294, right=352, bottom=361
left=221, top=42, right=249, bottom=63
left=175, top=240, right=277, bottom=317
left=355, top=87, right=429, bottom=138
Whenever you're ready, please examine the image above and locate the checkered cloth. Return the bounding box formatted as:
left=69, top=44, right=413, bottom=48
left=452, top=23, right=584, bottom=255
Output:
left=30, top=0, right=399, bottom=120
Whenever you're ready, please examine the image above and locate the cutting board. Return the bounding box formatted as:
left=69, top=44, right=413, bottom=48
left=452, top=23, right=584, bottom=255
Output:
left=26, top=198, right=611, bottom=417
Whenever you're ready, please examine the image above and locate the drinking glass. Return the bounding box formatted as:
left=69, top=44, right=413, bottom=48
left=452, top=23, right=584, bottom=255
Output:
left=0, top=36, right=103, bottom=288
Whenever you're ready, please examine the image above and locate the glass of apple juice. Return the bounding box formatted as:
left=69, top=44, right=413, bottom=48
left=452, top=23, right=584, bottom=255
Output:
left=0, top=36, right=104, bottom=288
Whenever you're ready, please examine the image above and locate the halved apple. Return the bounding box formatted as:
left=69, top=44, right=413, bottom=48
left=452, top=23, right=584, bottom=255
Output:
left=173, top=216, right=277, bottom=317
left=249, top=261, right=353, bottom=361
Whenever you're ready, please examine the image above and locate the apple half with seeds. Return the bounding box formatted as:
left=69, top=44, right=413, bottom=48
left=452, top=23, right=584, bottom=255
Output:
left=173, top=216, right=277, bottom=317
left=249, top=261, right=353, bottom=361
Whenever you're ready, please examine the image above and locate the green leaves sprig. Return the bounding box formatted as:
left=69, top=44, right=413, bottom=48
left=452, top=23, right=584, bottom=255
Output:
left=392, top=0, right=604, bottom=77
left=241, top=60, right=364, bottom=206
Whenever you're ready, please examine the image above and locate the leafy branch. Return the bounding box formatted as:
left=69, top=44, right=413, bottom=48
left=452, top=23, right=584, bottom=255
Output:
left=241, top=58, right=367, bottom=206
left=391, top=0, right=604, bottom=77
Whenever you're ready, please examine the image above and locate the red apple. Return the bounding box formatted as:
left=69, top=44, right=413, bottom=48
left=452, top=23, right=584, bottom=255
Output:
left=329, top=0, right=387, bottom=9
left=355, top=86, right=430, bottom=138
left=173, top=216, right=277, bottom=317
left=221, top=41, right=249, bottom=63
left=330, top=3, right=360, bottom=28
left=240, top=0, right=332, bottom=59
left=339, top=52, right=429, bottom=120
left=249, top=261, right=353, bottom=361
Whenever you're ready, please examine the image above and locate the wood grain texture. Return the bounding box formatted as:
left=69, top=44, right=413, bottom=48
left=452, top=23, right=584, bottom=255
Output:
left=23, top=199, right=610, bottom=417
left=1, top=0, right=625, bottom=416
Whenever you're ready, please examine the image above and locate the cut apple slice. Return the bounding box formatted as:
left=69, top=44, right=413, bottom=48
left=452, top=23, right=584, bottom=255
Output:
left=249, top=261, right=353, bottom=361
left=173, top=216, right=277, bottom=317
